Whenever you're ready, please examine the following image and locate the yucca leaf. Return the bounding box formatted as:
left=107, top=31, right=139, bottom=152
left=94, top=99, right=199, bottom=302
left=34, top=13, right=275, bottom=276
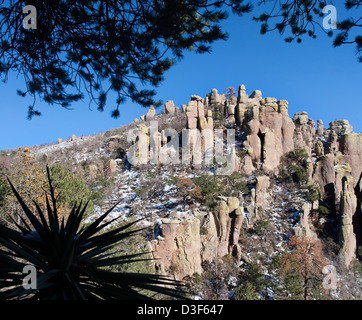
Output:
left=76, top=200, right=122, bottom=243
left=7, top=213, right=31, bottom=235
left=45, top=194, right=59, bottom=234
left=0, top=237, right=47, bottom=269
left=46, top=166, right=60, bottom=224
left=0, top=249, right=25, bottom=272
left=64, top=201, right=88, bottom=237
left=6, top=178, right=46, bottom=239
left=82, top=224, right=145, bottom=252
left=33, top=200, right=51, bottom=236
left=89, top=252, right=153, bottom=267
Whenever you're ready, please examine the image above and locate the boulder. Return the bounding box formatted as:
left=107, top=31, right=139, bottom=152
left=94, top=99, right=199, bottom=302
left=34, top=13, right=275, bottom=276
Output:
left=104, top=159, right=117, bottom=178
left=239, top=155, right=255, bottom=175
left=146, top=106, right=156, bottom=120
left=317, top=120, right=325, bottom=136
left=163, top=100, right=175, bottom=115
left=329, top=120, right=353, bottom=136
left=207, top=88, right=225, bottom=107
left=293, top=111, right=309, bottom=125
left=200, top=213, right=219, bottom=263
left=262, top=129, right=279, bottom=172
left=226, top=95, right=237, bottom=122
left=199, top=110, right=213, bottom=131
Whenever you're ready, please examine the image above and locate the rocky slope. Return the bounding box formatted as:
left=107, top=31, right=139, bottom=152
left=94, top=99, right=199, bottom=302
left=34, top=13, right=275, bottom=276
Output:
left=5, top=84, right=361, bottom=299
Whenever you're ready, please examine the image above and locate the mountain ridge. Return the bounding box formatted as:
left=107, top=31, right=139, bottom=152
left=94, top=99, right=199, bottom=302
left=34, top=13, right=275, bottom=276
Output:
left=1, top=84, right=361, bottom=300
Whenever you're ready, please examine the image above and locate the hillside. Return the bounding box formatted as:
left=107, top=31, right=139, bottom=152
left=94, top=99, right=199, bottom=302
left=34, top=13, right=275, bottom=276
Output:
left=1, top=84, right=361, bottom=300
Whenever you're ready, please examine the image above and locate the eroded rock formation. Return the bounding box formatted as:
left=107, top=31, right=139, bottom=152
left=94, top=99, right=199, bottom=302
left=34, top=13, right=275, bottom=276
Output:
left=127, top=83, right=361, bottom=274
left=150, top=218, right=202, bottom=280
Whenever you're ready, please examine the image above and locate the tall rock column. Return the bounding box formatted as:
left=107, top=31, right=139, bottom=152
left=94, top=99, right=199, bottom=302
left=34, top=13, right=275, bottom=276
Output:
left=278, top=100, right=295, bottom=154
left=199, top=110, right=214, bottom=161
left=243, top=106, right=261, bottom=161
left=225, top=95, right=237, bottom=122
left=339, top=176, right=358, bottom=269
left=150, top=218, right=203, bottom=280
left=339, top=132, right=362, bottom=181
left=235, top=84, right=248, bottom=126
left=213, top=197, right=244, bottom=260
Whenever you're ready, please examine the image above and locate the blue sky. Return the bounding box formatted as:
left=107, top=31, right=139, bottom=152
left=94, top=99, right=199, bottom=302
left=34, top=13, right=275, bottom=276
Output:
left=0, top=3, right=361, bottom=151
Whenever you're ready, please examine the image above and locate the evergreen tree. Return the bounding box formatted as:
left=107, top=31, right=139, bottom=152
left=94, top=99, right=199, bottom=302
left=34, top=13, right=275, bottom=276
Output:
left=0, top=0, right=252, bottom=118
left=281, top=235, right=328, bottom=300
left=49, top=163, right=96, bottom=218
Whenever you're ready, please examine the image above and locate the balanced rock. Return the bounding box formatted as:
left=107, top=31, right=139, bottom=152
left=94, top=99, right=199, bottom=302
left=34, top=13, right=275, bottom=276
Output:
left=329, top=120, right=353, bottom=136
left=146, top=106, right=156, bottom=120
left=163, top=100, right=175, bottom=115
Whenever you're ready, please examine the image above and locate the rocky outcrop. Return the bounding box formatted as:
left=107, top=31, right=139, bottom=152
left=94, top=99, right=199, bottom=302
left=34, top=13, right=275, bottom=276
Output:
left=150, top=218, right=202, bottom=280
left=255, top=176, right=270, bottom=214
left=149, top=196, right=245, bottom=280
left=293, top=202, right=315, bottom=240
left=163, top=100, right=176, bottom=115
left=104, top=159, right=117, bottom=178
left=213, top=196, right=244, bottom=260
left=146, top=106, right=156, bottom=120
left=339, top=132, right=362, bottom=181
left=206, top=88, right=225, bottom=107
left=186, top=95, right=205, bottom=129
left=355, top=174, right=362, bottom=250
left=339, top=176, right=358, bottom=269
left=127, top=83, right=361, bottom=273
left=233, top=85, right=297, bottom=173
left=225, top=95, right=237, bottom=122
left=330, top=120, right=353, bottom=136
left=293, top=112, right=315, bottom=157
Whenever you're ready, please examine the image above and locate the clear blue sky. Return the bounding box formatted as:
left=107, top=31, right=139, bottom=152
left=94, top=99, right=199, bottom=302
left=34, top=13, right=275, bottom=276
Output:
left=0, top=4, right=361, bottom=151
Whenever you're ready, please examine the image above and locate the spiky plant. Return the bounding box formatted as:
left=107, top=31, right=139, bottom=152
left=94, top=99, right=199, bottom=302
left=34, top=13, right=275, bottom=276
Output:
left=0, top=168, right=185, bottom=300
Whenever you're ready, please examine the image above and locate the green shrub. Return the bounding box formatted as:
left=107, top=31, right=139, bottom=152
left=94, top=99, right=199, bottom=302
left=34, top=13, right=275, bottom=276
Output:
left=287, top=164, right=308, bottom=184
left=357, top=246, right=362, bottom=261
left=279, top=148, right=309, bottom=185
left=192, top=175, right=225, bottom=208
left=318, top=205, right=330, bottom=218
left=234, top=282, right=260, bottom=300
left=50, top=163, right=96, bottom=217
left=307, top=184, right=321, bottom=202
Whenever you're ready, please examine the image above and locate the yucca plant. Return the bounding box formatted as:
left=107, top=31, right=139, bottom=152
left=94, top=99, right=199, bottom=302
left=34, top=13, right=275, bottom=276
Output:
left=0, top=168, right=185, bottom=300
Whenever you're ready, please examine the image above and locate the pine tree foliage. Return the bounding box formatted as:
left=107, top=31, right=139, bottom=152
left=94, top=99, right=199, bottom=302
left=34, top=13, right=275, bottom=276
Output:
left=253, top=0, right=361, bottom=62
left=0, top=1, right=359, bottom=118
left=0, top=0, right=252, bottom=118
